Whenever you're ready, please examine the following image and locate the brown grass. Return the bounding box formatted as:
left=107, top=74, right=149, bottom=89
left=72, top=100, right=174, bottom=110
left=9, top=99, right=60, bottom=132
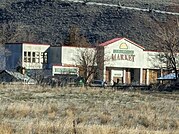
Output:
left=0, top=123, right=13, bottom=134
left=0, top=84, right=178, bottom=134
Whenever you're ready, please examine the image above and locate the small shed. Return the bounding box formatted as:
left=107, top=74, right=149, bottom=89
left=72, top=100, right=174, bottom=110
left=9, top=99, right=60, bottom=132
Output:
left=0, top=70, right=36, bottom=84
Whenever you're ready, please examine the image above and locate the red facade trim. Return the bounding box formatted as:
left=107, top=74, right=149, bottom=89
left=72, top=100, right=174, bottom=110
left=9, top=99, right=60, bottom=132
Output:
left=99, top=37, right=145, bottom=50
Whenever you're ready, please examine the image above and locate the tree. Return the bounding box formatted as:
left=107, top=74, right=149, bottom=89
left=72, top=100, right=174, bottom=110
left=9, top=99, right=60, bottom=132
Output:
left=74, top=47, right=97, bottom=84
left=73, top=44, right=110, bottom=84
left=154, top=18, right=179, bottom=80
left=0, top=21, right=37, bottom=45
left=0, top=21, right=37, bottom=69
left=68, top=26, right=110, bottom=84
left=66, top=25, right=89, bottom=47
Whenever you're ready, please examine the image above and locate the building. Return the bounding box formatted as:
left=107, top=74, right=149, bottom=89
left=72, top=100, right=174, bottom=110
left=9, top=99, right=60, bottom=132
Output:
left=5, top=42, right=50, bottom=70
left=98, top=38, right=164, bottom=85
left=4, top=38, right=169, bottom=85
left=49, top=46, right=96, bottom=79
left=48, top=46, right=95, bottom=67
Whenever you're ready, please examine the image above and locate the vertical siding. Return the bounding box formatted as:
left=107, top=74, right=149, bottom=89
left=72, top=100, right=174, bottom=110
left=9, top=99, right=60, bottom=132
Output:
left=5, top=43, right=22, bottom=69
left=149, top=70, right=158, bottom=83
left=142, top=69, right=147, bottom=84
left=48, top=47, right=62, bottom=67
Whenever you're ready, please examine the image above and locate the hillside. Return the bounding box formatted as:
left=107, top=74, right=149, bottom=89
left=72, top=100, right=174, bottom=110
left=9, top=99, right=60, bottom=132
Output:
left=0, top=0, right=179, bottom=49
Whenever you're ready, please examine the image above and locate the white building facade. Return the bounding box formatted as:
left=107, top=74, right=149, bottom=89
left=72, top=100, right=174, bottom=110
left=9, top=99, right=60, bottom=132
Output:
left=4, top=38, right=170, bottom=85
left=5, top=43, right=50, bottom=70
left=99, top=38, right=166, bottom=85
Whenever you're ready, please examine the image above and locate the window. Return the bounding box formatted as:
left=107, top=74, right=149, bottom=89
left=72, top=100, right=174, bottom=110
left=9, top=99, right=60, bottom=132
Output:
left=36, top=52, right=40, bottom=63
left=32, top=52, right=35, bottom=57
left=28, top=52, right=31, bottom=56
left=43, top=52, right=48, bottom=63
left=32, top=52, right=35, bottom=63
left=24, top=52, right=27, bottom=56
left=23, top=51, right=48, bottom=64
left=23, top=51, right=42, bottom=63
left=27, top=52, right=31, bottom=62
left=24, top=51, right=27, bottom=62
left=41, top=52, right=48, bottom=63
left=41, top=52, right=44, bottom=63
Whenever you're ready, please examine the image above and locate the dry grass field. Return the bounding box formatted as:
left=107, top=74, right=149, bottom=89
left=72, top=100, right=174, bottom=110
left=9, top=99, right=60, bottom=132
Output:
left=0, top=84, right=178, bottom=134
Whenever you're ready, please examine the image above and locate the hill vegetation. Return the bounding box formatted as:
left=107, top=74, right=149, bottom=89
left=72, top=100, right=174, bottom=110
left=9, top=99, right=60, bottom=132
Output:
left=0, top=0, right=179, bottom=49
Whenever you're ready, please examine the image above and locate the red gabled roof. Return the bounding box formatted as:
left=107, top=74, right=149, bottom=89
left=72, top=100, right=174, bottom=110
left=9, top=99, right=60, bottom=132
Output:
left=99, top=37, right=145, bottom=50
left=99, top=38, right=123, bottom=46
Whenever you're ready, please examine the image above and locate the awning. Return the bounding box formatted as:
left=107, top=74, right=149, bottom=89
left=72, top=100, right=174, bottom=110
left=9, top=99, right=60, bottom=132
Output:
left=157, top=73, right=177, bottom=80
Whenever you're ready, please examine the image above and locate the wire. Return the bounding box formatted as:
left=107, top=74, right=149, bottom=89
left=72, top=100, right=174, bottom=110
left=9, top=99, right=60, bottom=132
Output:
left=60, top=0, right=179, bottom=16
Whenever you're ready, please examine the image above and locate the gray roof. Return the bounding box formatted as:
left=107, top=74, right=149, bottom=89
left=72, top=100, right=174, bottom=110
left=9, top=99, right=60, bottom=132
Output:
left=1, top=70, right=37, bottom=84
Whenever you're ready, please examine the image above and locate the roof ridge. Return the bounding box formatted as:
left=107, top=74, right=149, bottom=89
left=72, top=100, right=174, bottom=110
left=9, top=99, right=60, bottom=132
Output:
left=99, top=37, right=124, bottom=46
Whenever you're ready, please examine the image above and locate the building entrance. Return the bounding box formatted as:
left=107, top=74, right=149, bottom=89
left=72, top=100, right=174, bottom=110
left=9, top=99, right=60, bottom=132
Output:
left=113, top=77, right=123, bottom=84
left=111, top=69, right=123, bottom=84
left=130, top=68, right=140, bottom=84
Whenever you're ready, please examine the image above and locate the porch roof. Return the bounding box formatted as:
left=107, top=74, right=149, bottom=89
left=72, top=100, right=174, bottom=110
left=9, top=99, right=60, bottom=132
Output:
left=157, top=73, right=177, bottom=80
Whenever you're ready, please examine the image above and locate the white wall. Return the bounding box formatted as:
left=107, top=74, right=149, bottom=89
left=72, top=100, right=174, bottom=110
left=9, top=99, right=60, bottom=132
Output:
left=143, top=51, right=167, bottom=69
left=103, top=38, right=167, bottom=70
left=104, top=38, right=145, bottom=68
left=22, top=43, right=50, bottom=69
left=61, top=46, right=96, bottom=66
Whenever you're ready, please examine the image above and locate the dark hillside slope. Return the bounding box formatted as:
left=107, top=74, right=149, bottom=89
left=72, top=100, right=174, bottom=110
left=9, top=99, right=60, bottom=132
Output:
left=0, top=0, right=179, bottom=50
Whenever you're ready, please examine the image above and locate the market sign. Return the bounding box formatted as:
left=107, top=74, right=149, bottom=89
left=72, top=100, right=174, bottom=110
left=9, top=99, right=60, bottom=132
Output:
left=113, top=50, right=134, bottom=55
left=53, top=66, right=79, bottom=75
left=55, top=68, right=78, bottom=74
left=112, top=43, right=135, bottom=62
